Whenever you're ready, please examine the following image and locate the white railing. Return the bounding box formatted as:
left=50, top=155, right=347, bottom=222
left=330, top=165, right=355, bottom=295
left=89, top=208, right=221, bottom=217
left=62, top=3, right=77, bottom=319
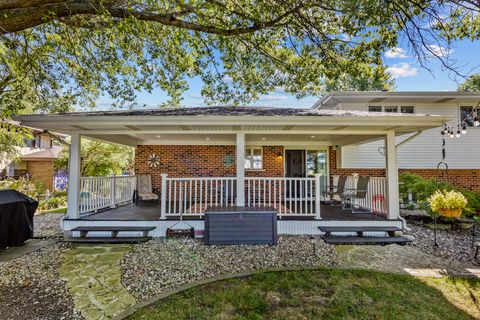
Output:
left=79, top=175, right=136, bottom=216
left=343, top=175, right=387, bottom=215
left=163, top=176, right=236, bottom=216
left=161, top=174, right=325, bottom=218
left=246, top=177, right=325, bottom=216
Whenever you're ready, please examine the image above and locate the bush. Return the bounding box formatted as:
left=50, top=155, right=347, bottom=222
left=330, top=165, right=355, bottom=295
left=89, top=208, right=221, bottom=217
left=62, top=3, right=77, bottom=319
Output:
left=38, top=191, right=67, bottom=211
left=400, top=173, right=480, bottom=217
left=0, top=177, right=46, bottom=198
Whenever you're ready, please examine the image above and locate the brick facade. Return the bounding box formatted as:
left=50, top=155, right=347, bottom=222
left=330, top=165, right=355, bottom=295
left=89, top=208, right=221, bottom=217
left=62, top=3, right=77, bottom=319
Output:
left=135, top=145, right=284, bottom=189
left=26, top=160, right=54, bottom=190
left=329, top=147, right=480, bottom=191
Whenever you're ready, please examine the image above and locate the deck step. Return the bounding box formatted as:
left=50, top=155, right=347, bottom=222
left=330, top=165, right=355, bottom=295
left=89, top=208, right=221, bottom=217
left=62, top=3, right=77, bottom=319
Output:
left=65, top=237, right=152, bottom=243
left=318, top=226, right=402, bottom=237
left=71, top=226, right=156, bottom=232
left=322, top=236, right=412, bottom=245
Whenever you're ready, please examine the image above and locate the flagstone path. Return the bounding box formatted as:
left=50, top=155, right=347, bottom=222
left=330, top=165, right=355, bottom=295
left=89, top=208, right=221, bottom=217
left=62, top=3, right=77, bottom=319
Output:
left=335, top=244, right=480, bottom=278
left=59, top=245, right=136, bottom=320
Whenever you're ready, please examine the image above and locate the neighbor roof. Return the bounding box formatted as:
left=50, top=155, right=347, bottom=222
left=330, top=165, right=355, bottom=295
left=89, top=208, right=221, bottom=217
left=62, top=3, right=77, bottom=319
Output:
left=21, top=146, right=63, bottom=161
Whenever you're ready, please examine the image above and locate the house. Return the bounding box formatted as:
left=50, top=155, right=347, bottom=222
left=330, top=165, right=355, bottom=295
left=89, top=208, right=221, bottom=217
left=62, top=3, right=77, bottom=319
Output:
left=0, top=125, right=63, bottom=190
left=314, top=91, right=480, bottom=191
left=14, top=104, right=450, bottom=240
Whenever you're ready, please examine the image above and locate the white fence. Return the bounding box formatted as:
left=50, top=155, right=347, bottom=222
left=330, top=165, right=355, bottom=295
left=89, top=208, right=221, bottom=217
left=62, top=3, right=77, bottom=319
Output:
left=79, top=176, right=136, bottom=216
left=341, top=175, right=388, bottom=215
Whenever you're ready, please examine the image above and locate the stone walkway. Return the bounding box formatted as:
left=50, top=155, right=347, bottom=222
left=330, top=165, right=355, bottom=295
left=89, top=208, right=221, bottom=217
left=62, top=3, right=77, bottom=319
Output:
left=59, top=245, right=136, bottom=320
left=335, top=244, right=480, bottom=278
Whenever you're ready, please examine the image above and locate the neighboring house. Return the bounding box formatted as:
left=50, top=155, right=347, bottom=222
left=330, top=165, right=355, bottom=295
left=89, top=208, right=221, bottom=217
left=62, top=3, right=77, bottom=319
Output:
left=0, top=125, right=63, bottom=190
left=314, top=91, right=480, bottom=191
left=15, top=105, right=450, bottom=239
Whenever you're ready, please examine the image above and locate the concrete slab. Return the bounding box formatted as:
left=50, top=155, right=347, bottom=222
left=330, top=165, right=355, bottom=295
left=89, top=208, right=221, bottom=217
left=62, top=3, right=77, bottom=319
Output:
left=0, top=239, right=57, bottom=262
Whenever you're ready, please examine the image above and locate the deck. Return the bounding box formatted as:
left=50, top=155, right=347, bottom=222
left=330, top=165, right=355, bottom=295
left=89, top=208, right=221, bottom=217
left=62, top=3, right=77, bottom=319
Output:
left=76, top=202, right=388, bottom=222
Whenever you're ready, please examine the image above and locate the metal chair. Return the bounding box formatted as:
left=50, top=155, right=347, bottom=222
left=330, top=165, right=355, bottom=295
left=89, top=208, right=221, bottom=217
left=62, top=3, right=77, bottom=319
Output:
left=323, top=175, right=348, bottom=206
left=341, top=176, right=370, bottom=213
left=133, top=174, right=159, bottom=207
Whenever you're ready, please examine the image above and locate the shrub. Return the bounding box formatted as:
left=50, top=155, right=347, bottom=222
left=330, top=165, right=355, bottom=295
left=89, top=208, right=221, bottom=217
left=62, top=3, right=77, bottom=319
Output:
left=429, top=190, right=468, bottom=213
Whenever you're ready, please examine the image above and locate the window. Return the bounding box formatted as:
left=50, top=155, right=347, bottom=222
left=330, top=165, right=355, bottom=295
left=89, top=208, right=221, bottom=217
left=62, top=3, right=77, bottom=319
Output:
left=244, top=147, right=263, bottom=170
left=401, top=106, right=414, bottom=114
left=368, top=105, right=414, bottom=114
left=384, top=106, right=398, bottom=113
left=460, top=106, right=479, bottom=127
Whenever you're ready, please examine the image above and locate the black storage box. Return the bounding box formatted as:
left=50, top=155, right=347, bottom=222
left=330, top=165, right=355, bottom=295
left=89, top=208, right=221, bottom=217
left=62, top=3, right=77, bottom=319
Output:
left=0, top=189, right=38, bottom=248
left=204, top=206, right=277, bottom=245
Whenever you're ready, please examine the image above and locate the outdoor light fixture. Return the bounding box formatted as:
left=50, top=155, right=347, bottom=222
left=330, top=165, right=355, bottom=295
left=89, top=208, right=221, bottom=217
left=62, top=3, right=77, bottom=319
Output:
left=310, top=135, right=316, bottom=138
left=261, top=137, right=267, bottom=141
left=462, top=125, right=467, bottom=134
left=205, top=137, right=211, bottom=141
left=456, top=125, right=461, bottom=138
left=156, top=135, right=161, bottom=138
left=475, top=116, right=480, bottom=127
left=449, top=127, right=454, bottom=138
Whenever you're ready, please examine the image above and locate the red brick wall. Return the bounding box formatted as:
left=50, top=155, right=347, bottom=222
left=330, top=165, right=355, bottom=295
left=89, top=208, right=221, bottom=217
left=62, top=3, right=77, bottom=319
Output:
left=329, top=147, right=480, bottom=191
left=26, top=160, right=54, bottom=190
left=135, top=145, right=284, bottom=189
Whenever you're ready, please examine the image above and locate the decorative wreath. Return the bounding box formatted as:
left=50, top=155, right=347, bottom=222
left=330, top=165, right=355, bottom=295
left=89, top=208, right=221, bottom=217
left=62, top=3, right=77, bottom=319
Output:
left=148, top=153, right=160, bottom=168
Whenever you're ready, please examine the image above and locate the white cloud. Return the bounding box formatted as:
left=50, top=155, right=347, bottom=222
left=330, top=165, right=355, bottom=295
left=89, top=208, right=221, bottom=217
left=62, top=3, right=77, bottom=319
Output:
left=258, top=95, right=289, bottom=102
left=385, top=47, right=408, bottom=59
left=386, top=63, right=418, bottom=78
left=427, top=44, right=453, bottom=58
left=222, top=75, right=233, bottom=83
left=188, top=93, right=204, bottom=100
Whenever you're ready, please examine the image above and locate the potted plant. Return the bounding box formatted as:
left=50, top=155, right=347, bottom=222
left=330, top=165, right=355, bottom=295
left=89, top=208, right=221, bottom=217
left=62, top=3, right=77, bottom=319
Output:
left=428, top=190, right=468, bottom=218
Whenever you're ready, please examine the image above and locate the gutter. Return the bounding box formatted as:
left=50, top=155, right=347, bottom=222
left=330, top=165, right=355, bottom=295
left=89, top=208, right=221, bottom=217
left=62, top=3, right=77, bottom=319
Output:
left=395, top=130, right=423, bottom=148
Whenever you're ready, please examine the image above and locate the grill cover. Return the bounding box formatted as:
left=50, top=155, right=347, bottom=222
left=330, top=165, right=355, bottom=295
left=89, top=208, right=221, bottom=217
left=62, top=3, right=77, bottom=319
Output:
left=0, top=189, right=37, bottom=248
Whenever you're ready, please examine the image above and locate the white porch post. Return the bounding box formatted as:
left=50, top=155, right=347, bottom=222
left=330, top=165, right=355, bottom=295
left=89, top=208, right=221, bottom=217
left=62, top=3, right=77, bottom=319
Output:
left=314, top=173, right=321, bottom=220
left=236, top=132, right=245, bottom=206
left=67, top=133, right=81, bottom=219
left=160, top=173, right=168, bottom=219
left=385, top=131, right=399, bottom=220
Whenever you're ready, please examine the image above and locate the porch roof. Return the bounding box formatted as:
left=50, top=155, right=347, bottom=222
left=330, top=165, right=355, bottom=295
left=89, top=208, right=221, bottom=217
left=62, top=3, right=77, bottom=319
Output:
left=14, top=106, right=452, bottom=147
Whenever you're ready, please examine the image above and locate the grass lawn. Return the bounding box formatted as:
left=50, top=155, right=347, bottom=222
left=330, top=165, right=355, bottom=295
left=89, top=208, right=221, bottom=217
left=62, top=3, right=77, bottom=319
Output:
left=38, top=207, right=66, bottom=214
left=130, top=268, right=480, bottom=320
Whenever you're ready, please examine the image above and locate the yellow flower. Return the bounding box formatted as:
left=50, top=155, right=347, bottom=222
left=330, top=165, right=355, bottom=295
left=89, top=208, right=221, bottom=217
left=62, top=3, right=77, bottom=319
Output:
left=428, top=190, right=467, bottom=213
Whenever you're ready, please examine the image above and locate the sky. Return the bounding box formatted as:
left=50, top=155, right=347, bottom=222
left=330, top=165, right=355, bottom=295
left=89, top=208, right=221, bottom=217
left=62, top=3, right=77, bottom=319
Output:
left=99, top=39, right=480, bottom=110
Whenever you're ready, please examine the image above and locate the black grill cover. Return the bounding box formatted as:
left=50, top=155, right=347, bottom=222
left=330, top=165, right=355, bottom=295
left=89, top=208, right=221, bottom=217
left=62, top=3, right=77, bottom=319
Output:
left=0, top=189, right=37, bottom=248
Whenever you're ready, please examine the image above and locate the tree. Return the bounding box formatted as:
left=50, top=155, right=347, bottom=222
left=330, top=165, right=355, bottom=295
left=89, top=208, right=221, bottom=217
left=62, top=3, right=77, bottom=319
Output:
left=0, top=0, right=479, bottom=115
left=55, top=138, right=134, bottom=176
left=458, top=74, right=480, bottom=92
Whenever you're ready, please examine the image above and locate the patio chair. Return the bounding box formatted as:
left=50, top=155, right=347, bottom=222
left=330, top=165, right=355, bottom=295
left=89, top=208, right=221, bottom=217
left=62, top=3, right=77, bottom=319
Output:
left=322, top=175, right=348, bottom=206
left=341, top=176, right=370, bottom=213
left=133, top=174, right=159, bottom=207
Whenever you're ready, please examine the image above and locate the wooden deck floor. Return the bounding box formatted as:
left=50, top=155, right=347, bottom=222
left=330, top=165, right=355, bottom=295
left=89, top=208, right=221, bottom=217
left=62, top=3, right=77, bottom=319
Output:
left=78, top=202, right=387, bottom=221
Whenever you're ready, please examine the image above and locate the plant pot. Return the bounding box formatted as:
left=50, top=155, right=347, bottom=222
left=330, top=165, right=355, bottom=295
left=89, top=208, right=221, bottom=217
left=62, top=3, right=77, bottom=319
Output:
left=438, top=208, right=462, bottom=218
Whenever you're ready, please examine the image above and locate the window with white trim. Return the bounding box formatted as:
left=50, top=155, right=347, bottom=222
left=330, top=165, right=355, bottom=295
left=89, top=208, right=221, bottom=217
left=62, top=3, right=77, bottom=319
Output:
left=368, top=105, right=414, bottom=114
left=460, top=106, right=479, bottom=127
left=244, top=147, right=263, bottom=170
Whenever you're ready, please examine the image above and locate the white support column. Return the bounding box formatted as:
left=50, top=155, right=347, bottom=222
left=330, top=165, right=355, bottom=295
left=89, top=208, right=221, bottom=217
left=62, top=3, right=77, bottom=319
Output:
left=160, top=173, right=168, bottom=219
left=67, top=133, right=81, bottom=219
left=315, top=173, right=321, bottom=220
left=385, top=131, right=399, bottom=220
left=110, top=175, right=117, bottom=208
left=236, top=132, right=245, bottom=206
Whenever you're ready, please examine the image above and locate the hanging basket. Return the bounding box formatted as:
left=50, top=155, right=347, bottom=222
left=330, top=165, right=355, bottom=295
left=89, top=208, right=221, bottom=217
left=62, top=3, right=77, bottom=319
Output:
left=438, top=208, right=462, bottom=218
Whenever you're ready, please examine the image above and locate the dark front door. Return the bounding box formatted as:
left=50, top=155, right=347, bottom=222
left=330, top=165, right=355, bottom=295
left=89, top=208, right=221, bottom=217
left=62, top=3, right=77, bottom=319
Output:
left=285, top=150, right=305, bottom=177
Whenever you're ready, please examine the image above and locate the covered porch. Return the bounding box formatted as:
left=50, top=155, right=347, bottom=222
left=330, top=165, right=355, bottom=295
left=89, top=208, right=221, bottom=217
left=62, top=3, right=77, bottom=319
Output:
left=15, top=106, right=450, bottom=235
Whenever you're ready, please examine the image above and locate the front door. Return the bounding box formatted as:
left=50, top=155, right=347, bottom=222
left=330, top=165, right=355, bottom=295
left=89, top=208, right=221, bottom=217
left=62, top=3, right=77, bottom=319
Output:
left=285, top=150, right=305, bottom=177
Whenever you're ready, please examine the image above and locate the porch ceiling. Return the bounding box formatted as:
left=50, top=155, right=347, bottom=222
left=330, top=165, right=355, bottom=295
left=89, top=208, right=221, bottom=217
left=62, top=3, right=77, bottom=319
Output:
left=14, top=106, right=452, bottom=147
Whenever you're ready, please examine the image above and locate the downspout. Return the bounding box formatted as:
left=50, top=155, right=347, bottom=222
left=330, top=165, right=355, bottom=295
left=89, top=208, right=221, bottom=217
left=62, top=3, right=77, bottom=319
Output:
left=394, top=130, right=423, bottom=231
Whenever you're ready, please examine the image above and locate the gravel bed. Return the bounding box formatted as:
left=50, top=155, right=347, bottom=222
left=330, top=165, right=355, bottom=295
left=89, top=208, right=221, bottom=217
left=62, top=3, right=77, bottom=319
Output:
left=34, top=213, right=64, bottom=238
left=0, top=243, right=81, bottom=320
left=122, top=235, right=335, bottom=301
left=406, top=224, right=480, bottom=266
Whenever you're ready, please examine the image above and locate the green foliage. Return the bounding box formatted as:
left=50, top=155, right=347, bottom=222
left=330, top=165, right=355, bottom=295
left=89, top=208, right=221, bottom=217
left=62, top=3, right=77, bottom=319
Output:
left=55, top=138, right=134, bottom=176
left=0, top=176, right=46, bottom=197
left=458, top=74, right=480, bottom=92
left=38, top=191, right=67, bottom=211
left=400, top=173, right=480, bottom=217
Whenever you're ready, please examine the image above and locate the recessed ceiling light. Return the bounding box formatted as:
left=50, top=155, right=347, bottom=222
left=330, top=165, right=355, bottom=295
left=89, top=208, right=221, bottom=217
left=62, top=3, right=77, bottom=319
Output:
left=310, top=135, right=316, bottom=138
left=261, top=137, right=266, bottom=141
left=205, top=137, right=211, bottom=141
left=156, top=135, right=161, bottom=138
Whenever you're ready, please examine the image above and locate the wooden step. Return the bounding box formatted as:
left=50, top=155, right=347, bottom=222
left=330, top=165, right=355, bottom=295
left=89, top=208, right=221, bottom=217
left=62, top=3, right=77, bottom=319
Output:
left=322, top=236, right=412, bottom=246
left=71, top=226, right=156, bottom=232
left=318, top=226, right=402, bottom=237
left=65, top=237, right=152, bottom=243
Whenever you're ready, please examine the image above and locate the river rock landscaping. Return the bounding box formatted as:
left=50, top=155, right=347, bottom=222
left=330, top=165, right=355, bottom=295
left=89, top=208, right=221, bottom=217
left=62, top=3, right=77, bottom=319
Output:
left=121, top=236, right=336, bottom=301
